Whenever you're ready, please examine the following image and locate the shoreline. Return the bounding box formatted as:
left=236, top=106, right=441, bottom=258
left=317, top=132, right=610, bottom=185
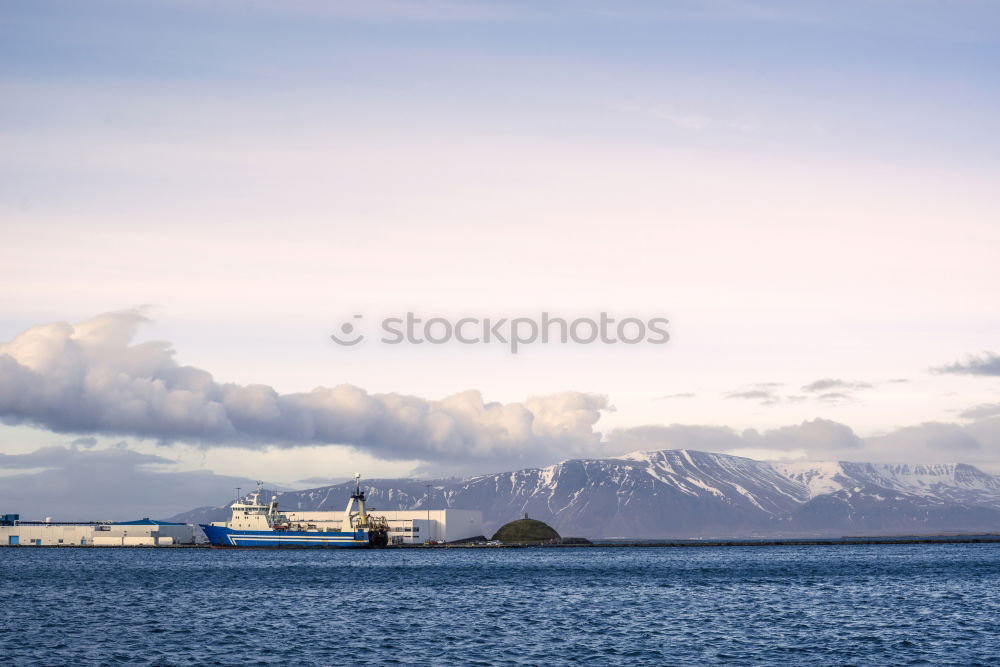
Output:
left=3, top=535, right=1000, bottom=549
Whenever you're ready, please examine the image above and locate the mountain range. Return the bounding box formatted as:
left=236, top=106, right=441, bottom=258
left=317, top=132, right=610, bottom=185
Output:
left=170, top=450, right=1000, bottom=538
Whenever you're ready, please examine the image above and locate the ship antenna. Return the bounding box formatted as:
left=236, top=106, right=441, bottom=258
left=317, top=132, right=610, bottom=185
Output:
left=235, top=487, right=241, bottom=503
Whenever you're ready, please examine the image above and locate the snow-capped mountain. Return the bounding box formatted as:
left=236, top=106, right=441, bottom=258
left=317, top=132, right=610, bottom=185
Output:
left=773, top=461, right=1000, bottom=506
left=171, top=450, right=1000, bottom=538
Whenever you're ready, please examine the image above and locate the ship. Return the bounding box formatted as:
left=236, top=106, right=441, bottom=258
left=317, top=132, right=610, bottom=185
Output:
left=200, top=474, right=389, bottom=548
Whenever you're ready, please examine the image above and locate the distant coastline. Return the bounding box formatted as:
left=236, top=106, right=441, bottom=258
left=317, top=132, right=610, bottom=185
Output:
left=4, top=534, right=1000, bottom=549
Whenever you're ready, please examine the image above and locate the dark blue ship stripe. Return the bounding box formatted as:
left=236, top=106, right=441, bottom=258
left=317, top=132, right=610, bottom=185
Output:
left=200, top=524, right=369, bottom=548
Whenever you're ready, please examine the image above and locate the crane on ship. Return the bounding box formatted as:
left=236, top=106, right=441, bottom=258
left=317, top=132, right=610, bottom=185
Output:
left=343, top=473, right=389, bottom=547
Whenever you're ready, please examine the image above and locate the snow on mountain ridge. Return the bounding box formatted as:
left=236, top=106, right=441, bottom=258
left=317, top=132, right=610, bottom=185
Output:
left=771, top=461, right=850, bottom=497
left=771, top=459, right=1000, bottom=503
left=620, top=448, right=811, bottom=511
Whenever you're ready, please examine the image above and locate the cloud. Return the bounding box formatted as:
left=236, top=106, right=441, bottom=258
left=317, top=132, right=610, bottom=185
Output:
left=0, top=444, right=172, bottom=469
left=725, top=448, right=808, bottom=462
left=605, top=417, right=1000, bottom=472
left=721, top=382, right=791, bottom=405
left=603, top=424, right=745, bottom=456
left=724, top=383, right=784, bottom=405
left=855, top=418, right=999, bottom=471
left=865, top=422, right=982, bottom=454
left=723, top=378, right=877, bottom=406
left=815, top=392, right=855, bottom=402
left=0, top=311, right=609, bottom=469
left=296, top=476, right=350, bottom=486
left=4, top=312, right=1000, bottom=476
left=934, top=352, right=1000, bottom=376
left=958, top=404, right=1000, bottom=420
left=653, top=392, right=695, bottom=400
left=0, top=443, right=272, bottom=520
left=798, top=379, right=874, bottom=404
left=964, top=416, right=1000, bottom=453
left=755, top=418, right=863, bottom=451
left=801, top=378, right=873, bottom=392
left=726, top=390, right=774, bottom=401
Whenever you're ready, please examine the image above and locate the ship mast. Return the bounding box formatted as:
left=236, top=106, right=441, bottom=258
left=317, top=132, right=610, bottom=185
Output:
left=342, top=472, right=369, bottom=529
left=353, top=473, right=368, bottom=527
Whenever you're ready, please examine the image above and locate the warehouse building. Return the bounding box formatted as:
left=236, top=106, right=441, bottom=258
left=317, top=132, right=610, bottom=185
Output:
left=0, top=514, right=197, bottom=546
left=284, top=509, right=483, bottom=544
left=91, top=519, right=197, bottom=546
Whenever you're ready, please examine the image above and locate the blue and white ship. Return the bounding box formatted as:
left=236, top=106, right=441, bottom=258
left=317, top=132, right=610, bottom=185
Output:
left=200, top=474, right=389, bottom=548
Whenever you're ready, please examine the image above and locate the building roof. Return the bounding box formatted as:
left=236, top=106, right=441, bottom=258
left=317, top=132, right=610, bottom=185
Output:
left=111, top=518, right=186, bottom=526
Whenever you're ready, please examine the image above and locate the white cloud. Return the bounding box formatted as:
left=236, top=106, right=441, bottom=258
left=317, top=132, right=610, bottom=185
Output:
left=0, top=311, right=609, bottom=469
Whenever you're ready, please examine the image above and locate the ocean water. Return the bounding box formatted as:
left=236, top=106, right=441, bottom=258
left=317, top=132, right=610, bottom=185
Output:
left=2, top=544, right=999, bottom=665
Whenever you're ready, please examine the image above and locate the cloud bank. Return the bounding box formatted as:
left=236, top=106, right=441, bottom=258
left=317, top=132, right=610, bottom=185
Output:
left=605, top=419, right=861, bottom=459
left=0, top=311, right=608, bottom=467
left=605, top=416, right=1000, bottom=472
left=2, top=311, right=1000, bottom=475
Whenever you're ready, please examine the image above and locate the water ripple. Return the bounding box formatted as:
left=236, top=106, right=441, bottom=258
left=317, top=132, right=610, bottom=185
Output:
left=1, top=544, right=999, bottom=665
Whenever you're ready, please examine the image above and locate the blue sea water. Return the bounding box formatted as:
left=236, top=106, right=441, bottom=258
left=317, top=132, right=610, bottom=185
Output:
left=2, top=544, right=999, bottom=665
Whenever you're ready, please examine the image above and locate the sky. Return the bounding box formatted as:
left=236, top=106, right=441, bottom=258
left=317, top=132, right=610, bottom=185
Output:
left=2, top=0, right=1000, bottom=518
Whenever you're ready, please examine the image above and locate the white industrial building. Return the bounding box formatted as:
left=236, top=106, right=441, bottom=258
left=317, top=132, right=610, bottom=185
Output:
left=0, top=515, right=197, bottom=546
left=91, top=519, right=198, bottom=546
left=285, top=509, right=484, bottom=544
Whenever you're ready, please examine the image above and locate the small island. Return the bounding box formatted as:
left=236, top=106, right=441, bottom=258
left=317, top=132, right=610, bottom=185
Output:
left=492, top=514, right=561, bottom=545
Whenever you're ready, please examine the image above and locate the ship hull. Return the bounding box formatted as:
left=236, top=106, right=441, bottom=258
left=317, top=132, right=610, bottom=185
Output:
left=200, top=524, right=371, bottom=548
